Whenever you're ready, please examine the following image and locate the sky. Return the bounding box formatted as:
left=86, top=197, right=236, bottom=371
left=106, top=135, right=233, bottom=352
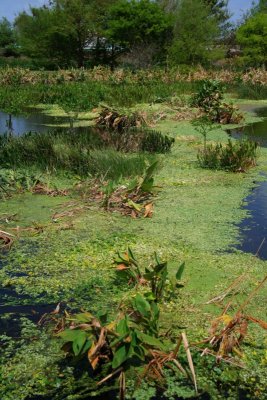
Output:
left=0, top=0, right=257, bottom=22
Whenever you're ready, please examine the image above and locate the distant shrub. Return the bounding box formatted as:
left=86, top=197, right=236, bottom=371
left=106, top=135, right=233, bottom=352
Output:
left=191, top=79, right=243, bottom=124
left=191, top=79, right=225, bottom=112
left=198, top=139, right=258, bottom=172
left=140, top=129, right=174, bottom=153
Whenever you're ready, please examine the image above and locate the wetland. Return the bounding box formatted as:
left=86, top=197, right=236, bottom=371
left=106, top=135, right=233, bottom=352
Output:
left=0, top=69, right=267, bottom=400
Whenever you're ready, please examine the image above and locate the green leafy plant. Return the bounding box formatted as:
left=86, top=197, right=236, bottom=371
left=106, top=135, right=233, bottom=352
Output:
left=115, top=248, right=186, bottom=302
left=197, top=138, right=258, bottom=172
left=191, top=80, right=243, bottom=124
left=191, top=116, right=218, bottom=154
left=56, top=292, right=196, bottom=399
left=140, top=130, right=174, bottom=153
left=191, top=79, right=224, bottom=112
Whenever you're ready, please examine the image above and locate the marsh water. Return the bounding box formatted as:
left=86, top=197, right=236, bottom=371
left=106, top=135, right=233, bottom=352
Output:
left=0, top=109, right=90, bottom=136
left=0, top=110, right=68, bottom=135
left=0, top=105, right=267, bottom=327
left=229, top=105, right=267, bottom=260
left=228, top=105, right=267, bottom=148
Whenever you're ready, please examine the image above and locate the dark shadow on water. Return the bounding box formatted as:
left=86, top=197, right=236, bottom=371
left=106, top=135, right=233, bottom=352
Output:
left=227, top=106, right=267, bottom=148
left=0, top=109, right=91, bottom=136
left=0, top=303, right=58, bottom=337
left=227, top=105, right=267, bottom=260
left=236, top=176, right=267, bottom=260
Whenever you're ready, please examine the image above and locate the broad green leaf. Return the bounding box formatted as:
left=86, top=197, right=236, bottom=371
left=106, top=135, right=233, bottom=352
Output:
left=144, top=292, right=156, bottom=301
left=127, top=178, right=138, bottom=192
left=141, top=178, right=154, bottom=193
left=176, top=262, right=185, bottom=280
left=58, top=329, right=79, bottom=342
left=128, top=247, right=136, bottom=261
left=82, top=338, right=92, bottom=354
left=134, top=294, right=151, bottom=318
left=112, top=344, right=129, bottom=369
left=116, top=318, right=129, bottom=336
left=136, top=331, right=165, bottom=349
left=72, top=331, right=87, bottom=356
left=144, top=161, right=158, bottom=181
left=74, top=312, right=93, bottom=323
left=154, top=262, right=167, bottom=274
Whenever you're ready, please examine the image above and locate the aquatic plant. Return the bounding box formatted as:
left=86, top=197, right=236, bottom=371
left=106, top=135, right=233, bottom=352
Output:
left=0, top=130, right=156, bottom=179
left=191, top=79, right=243, bottom=124
left=89, top=161, right=159, bottom=217
left=114, top=248, right=185, bottom=301
left=197, top=138, right=258, bottom=172
left=55, top=292, right=196, bottom=400
left=140, top=129, right=174, bottom=153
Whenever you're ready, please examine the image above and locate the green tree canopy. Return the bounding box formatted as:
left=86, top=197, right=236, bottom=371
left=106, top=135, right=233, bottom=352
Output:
left=106, top=0, right=172, bottom=46
left=236, top=12, right=267, bottom=68
left=15, top=0, right=115, bottom=67
left=168, top=0, right=220, bottom=66
left=0, top=18, right=18, bottom=56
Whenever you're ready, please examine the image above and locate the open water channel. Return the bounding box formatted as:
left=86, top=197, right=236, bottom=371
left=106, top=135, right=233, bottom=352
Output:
left=228, top=105, right=267, bottom=260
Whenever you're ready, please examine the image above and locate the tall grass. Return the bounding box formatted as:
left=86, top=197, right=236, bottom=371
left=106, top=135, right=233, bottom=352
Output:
left=232, top=82, right=267, bottom=100
left=0, top=80, right=196, bottom=113
left=0, top=130, right=156, bottom=179
left=198, top=138, right=258, bottom=172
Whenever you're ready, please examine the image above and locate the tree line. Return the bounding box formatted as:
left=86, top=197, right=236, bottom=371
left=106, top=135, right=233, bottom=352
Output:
left=0, top=0, right=266, bottom=69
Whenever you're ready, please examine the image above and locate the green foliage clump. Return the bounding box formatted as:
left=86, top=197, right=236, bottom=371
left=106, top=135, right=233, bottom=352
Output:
left=237, top=12, right=267, bottom=68
left=140, top=130, right=174, bottom=153
left=198, top=139, right=258, bottom=172
left=0, top=168, right=40, bottom=197
left=168, top=0, right=220, bottom=66
left=0, top=129, right=157, bottom=179
left=191, top=79, right=225, bottom=112
left=191, top=80, right=243, bottom=124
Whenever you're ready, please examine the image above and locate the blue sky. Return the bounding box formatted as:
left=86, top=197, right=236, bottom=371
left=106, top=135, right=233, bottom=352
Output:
left=0, top=0, right=256, bottom=22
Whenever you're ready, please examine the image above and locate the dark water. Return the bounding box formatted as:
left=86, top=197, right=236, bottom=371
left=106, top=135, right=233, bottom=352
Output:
left=228, top=105, right=267, bottom=148
left=229, top=106, right=267, bottom=259
left=0, top=110, right=87, bottom=136
left=236, top=176, right=267, bottom=259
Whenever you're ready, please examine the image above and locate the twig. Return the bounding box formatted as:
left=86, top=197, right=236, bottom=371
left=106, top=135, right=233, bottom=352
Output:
left=255, top=237, right=266, bottom=257
left=97, top=367, right=123, bottom=386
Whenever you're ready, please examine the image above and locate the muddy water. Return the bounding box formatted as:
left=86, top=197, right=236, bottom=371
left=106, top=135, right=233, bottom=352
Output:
left=229, top=106, right=267, bottom=259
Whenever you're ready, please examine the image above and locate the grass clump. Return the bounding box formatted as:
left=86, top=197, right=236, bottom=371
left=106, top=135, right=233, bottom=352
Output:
left=0, top=129, right=156, bottom=180
left=233, top=82, right=267, bottom=100
left=198, top=138, right=258, bottom=172
left=140, top=129, right=174, bottom=153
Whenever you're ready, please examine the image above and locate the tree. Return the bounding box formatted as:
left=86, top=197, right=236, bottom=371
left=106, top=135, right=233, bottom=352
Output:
left=168, top=0, right=220, bottom=66
left=15, top=6, right=73, bottom=66
left=236, top=12, right=267, bottom=68
left=0, top=18, right=18, bottom=56
left=105, top=0, right=172, bottom=67
left=250, top=0, right=267, bottom=15
left=15, top=0, right=115, bottom=67
left=204, top=0, right=230, bottom=24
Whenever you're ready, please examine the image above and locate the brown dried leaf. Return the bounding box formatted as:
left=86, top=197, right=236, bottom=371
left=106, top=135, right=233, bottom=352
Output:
left=116, top=264, right=128, bottom=271
left=144, top=203, right=153, bottom=218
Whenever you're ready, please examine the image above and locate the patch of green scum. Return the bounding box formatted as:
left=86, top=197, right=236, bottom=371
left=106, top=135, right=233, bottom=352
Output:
left=34, top=103, right=98, bottom=120
left=44, top=119, right=95, bottom=128
left=0, top=193, right=71, bottom=228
